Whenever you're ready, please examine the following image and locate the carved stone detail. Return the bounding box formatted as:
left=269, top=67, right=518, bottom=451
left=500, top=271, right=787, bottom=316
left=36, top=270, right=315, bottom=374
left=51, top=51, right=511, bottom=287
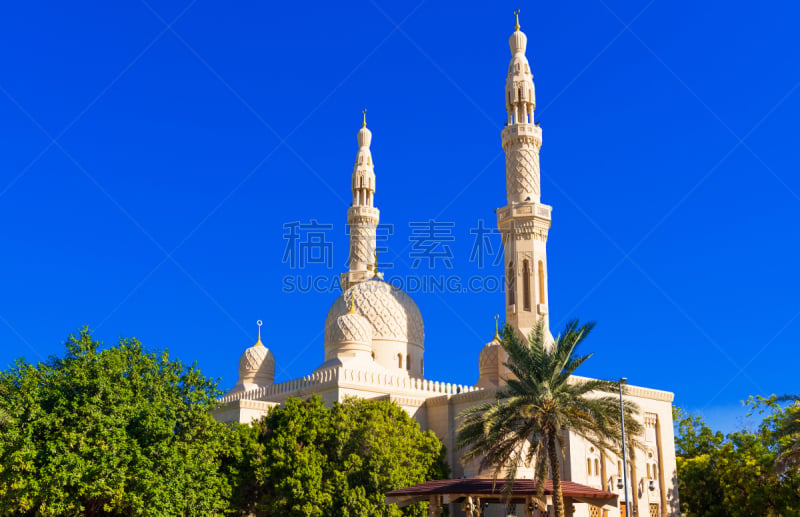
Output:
left=505, top=147, right=540, bottom=202
left=326, top=312, right=372, bottom=346
left=348, top=223, right=376, bottom=267
left=325, top=280, right=425, bottom=347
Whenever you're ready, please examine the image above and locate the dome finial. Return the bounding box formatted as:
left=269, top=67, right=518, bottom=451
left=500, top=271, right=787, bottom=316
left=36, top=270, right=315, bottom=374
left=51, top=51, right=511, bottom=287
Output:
left=514, top=9, right=520, bottom=31
left=373, top=250, right=379, bottom=277
left=256, top=319, right=263, bottom=346
left=494, top=314, right=500, bottom=340
left=362, top=108, right=367, bottom=128
left=348, top=297, right=357, bottom=314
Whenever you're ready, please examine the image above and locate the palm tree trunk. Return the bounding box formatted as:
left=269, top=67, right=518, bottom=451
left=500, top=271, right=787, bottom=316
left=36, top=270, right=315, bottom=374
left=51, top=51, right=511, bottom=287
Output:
left=547, top=435, right=565, bottom=517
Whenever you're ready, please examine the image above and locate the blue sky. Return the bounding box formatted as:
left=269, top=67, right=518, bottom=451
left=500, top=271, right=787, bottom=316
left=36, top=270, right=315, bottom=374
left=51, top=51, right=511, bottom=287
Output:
left=1, top=1, right=798, bottom=435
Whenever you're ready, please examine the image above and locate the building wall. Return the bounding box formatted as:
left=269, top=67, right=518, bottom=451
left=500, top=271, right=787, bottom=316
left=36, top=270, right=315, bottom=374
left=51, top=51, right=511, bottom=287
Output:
left=214, top=367, right=679, bottom=516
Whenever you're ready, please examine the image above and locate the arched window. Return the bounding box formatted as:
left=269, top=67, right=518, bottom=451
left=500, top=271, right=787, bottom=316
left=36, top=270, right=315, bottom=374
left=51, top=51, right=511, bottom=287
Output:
left=522, top=260, right=531, bottom=311
left=587, top=447, right=600, bottom=479
left=647, top=451, right=658, bottom=481
left=397, top=354, right=403, bottom=369
left=537, top=260, right=545, bottom=305
left=507, top=262, right=515, bottom=306
left=420, top=358, right=424, bottom=374
left=406, top=355, right=411, bottom=370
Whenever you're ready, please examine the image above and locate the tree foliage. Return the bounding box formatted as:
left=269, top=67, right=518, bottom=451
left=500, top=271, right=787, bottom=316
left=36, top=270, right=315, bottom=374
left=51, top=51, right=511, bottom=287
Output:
left=0, top=330, right=449, bottom=516
left=456, top=320, right=641, bottom=517
left=675, top=397, right=800, bottom=517
left=0, top=328, right=231, bottom=516
left=774, top=394, right=800, bottom=473
left=228, top=396, right=449, bottom=517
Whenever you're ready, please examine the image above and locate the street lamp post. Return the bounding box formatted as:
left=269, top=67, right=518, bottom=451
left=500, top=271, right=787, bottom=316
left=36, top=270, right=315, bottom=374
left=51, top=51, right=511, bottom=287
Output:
left=619, top=377, right=630, bottom=516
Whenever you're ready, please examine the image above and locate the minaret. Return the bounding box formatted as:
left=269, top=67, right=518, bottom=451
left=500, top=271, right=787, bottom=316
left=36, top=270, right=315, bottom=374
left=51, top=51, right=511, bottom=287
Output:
left=497, top=11, right=552, bottom=340
left=341, top=111, right=381, bottom=291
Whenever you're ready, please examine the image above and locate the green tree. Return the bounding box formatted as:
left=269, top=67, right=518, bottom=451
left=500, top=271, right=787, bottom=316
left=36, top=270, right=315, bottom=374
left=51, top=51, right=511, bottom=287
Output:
left=0, top=407, right=9, bottom=429
left=329, top=397, right=449, bottom=517
left=456, top=321, right=642, bottom=517
left=774, top=394, right=800, bottom=473
left=0, top=328, right=231, bottom=516
left=675, top=400, right=800, bottom=517
left=238, top=396, right=448, bottom=517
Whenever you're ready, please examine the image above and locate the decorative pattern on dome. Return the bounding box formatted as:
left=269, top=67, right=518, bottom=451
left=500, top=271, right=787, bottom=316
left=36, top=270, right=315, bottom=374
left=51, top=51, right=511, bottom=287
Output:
left=327, top=311, right=372, bottom=345
left=478, top=339, right=501, bottom=373
left=239, top=344, right=275, bottom=374
left=325, top=280, right=424, bottom=347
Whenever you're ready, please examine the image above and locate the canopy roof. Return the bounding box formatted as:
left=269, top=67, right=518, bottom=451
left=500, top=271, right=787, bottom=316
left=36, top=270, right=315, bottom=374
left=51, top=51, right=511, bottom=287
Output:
left=385, top=478, right=618, bottom=508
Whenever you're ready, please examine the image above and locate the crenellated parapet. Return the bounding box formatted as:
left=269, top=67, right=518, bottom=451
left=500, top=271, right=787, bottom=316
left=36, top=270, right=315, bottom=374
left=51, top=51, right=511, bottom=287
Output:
left=218, top=364, right=481, bottom=405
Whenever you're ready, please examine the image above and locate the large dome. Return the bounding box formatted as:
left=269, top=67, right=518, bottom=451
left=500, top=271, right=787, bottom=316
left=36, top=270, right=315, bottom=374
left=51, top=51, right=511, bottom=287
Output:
left=325, top=280, right=424, bottom=347
left=325, top=279, right=424, bottom=375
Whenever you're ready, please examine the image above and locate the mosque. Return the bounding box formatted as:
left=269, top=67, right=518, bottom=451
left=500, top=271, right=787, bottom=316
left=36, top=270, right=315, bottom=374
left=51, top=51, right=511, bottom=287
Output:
left=213, top=14, right=679, bottom=517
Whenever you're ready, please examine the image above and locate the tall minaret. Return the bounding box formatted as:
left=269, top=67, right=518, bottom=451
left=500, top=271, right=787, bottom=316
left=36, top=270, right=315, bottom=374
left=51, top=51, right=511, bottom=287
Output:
left=341, top=111, right=381, bottom=291
left=497, top=12, right=552, bottom=340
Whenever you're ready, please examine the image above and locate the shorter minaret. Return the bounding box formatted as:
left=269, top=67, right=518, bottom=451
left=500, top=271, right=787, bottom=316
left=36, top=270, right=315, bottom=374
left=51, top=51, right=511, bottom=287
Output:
left=341, top=111, right=381, bottom=291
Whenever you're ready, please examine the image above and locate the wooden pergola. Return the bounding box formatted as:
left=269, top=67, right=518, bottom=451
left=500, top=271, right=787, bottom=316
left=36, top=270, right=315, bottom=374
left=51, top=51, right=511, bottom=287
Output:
left=386, top=478, right=618, bottom=516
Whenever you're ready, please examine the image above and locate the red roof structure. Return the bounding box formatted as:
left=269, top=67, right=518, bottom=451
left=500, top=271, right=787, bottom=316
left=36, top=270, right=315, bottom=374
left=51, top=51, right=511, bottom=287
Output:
left=385, top=478, right=618, bottom=511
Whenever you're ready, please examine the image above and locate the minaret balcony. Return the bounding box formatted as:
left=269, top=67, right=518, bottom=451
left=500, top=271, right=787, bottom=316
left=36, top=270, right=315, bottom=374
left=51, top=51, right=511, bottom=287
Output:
left=496, top=202, right=551, bottom=223
left=501, top=123, right=542, bottom=141
left=347, top=206, right=380, bottom=220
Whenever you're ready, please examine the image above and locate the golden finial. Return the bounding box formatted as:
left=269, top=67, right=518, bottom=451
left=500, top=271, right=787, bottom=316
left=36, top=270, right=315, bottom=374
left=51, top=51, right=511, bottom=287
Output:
left=493, top=314, right=500, bottom=340
left=373, top=250, right=379, bottom=276
left=256, top=320, right=263, bottom=346
left=362, top=108, right=367, bottom=128
left=514, top=9, right=520, bottom=31
left=348, top=296, right=357, bottom=314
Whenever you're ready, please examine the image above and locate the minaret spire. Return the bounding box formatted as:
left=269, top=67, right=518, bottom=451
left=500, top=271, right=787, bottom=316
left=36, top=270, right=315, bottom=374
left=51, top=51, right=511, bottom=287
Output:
left=498, top=14, right=552, bottom=342
left=341, top=112, right=381, bottom=291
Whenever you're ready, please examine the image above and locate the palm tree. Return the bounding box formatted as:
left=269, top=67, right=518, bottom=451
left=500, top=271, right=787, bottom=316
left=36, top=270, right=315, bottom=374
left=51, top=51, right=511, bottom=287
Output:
left=457, top=320, right=643, bottom=517
left=775, top=394, right=800, bottom=472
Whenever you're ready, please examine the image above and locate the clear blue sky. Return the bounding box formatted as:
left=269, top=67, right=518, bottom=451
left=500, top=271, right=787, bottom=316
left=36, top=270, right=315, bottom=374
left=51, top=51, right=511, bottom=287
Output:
left=1, top=1, right=798, bottom=434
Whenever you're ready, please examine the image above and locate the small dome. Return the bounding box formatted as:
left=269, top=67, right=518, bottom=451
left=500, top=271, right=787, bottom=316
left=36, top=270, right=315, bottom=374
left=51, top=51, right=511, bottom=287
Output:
left=477, top=336, right=503, bottom=388
left=357, top=125, right=372, bottom=148
left=237, top=339, right=275, bottom=386
left=509, top=28, right=527, bottom=55
left=328, top=310, right=372, bottom=346
left=324, top=309, right=374, bottom=363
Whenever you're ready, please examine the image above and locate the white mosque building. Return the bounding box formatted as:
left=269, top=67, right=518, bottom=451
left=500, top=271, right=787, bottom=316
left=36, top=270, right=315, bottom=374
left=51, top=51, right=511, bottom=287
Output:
left=213, top=15, right=678, bottom=517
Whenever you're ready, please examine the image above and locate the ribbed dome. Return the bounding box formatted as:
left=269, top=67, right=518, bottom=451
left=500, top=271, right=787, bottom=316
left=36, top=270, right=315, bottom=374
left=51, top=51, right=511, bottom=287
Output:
left=509, top=28, right=527, bottom=55
left=325, top=280, right=424, bottom=347
left=357, top=125, right=372, bottom=148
